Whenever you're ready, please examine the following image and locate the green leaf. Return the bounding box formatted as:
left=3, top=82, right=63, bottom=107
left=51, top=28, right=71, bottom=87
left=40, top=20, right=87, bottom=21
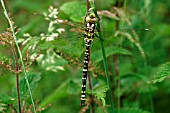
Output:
left=138, top=85, right=158, bottom=94
left=91, top=46, right=133, bottom=63
left=151, top=62, right=170, bottom=84
left=19, top=17, right=44, bottom=35
left=121, top=73, right=148, bottom=82
left=60, top=1, right=86, bottom=22
left=13, top=73, right=41, bottom=100
left=92, top=85, right=109, bottom=106
left=39, top=80, right=69, bottom=108
left=121, top=73, right=158, bottom=94
left=0, top=94, right=15, bottom=104
left=13, top=1, right=43, bottom=12
left=117, top=108, right=150, bottom=113
left=38, top=39, right=84, bottom=56
left=67, top=80, right=80, bottom=95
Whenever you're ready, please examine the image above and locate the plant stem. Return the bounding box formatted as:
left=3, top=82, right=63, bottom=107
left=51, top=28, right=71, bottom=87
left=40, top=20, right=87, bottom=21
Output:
left=114, top=0, right=121, bottom=112
left=148, top=84, right=155, bottom=113
left=16, top=74, right=21, bottom=113
left=0, top=0, right=36, bottom=112
left=87, top=49, right=94, bottom=113
left=88, top=72, right=94, bottom=113
left=86, top=1, right=94, bottom=113
left=100, top=38, right=115, bottom=113
left=88, top=0, right=115, bottom=112
left=86, top=0, right=90, bottom=9
left=11, top=46, right=21, bottom=113
left=9, top=104, right=18, bottom=113
left=15, top=60, right=21, bottom=113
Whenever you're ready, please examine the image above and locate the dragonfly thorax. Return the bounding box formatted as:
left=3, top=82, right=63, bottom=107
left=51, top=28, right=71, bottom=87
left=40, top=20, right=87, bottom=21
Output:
left=84, top=22, right=96, bottom=41
left=84, top=17, right=97, bottom=41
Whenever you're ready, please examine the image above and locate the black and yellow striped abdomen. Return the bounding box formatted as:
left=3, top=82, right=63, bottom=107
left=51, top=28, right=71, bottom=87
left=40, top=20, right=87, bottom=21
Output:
left=81, top=8, right=98, bottom=106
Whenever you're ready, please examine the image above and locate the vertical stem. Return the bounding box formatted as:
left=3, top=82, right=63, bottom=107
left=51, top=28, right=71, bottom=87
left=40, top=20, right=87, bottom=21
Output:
left=16, top=60, right=21, bottom=113
left=0, top=1, right=36, bottom=112
left=89, top=0, right=115, bottom=112
left=86, top=1, right=94, bottom=113
left=16, top=74, right=21, bottom=113
left=12, top=47, right=21, bottom=113
left=100, top=39, right=115, bottom=113
left=114, top=1, right=121, bottom=112
left=87, top=48, right=94, bottom=113
left=86, top=0, right=90, bottom=9
left=87, top=72, right=94, bottom=113
left=149, top=85, right=155, bottom=113
left=112, top=0, right=127, bottom=111
left=113, top=55, right=120, bottom=109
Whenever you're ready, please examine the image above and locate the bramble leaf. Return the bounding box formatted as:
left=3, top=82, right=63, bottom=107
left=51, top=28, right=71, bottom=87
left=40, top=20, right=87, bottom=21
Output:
left=0, top=94, right=15, bottom=104
left=60, top=1, right=86, bottom=22
left=13, top=73, right=41, bottom=100
left=91, top=45, right=133, bottom=63
left=67, top=80, right=80, bottom=95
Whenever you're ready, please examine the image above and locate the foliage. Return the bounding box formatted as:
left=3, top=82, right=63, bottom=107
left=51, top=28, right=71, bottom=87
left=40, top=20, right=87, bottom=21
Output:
left=60, top=1, right=86, bottom=22
left=92, top=85, right=109, bottom=106
left=13, top=73, right=41, bottom=100
left=117, top=108, right=150, bottom=113
left=0, top=94, right=15, bottom=105
left=151, top=62, right=170, bottom=83
left=0, top=73, right=41, bottom=112
left=0, top=0, right=169, bottom=113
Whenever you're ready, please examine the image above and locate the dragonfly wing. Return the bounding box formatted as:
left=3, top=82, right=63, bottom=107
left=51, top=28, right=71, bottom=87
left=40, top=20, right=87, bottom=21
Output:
left=89, top=28, right=155, bottom=65
left=117, top=28, right=155, bottom=43
left=51, top=21, right=155, bottom=64
left=99, top=28, right=155, bottom=45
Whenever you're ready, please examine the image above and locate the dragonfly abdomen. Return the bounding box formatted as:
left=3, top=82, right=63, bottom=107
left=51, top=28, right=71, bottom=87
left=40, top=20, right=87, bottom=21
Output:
left=81, top=40, right=91, bottom=106
left=81, top=8, right=98, bottom=106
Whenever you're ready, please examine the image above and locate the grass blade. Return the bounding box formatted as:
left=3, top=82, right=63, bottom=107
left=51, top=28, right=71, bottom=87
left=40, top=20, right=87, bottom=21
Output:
left=0, top=0, right=36, bottom=112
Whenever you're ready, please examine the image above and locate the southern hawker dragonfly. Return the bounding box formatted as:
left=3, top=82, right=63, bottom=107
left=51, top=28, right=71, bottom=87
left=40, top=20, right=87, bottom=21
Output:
left=38, top=8, right=155, bottom=106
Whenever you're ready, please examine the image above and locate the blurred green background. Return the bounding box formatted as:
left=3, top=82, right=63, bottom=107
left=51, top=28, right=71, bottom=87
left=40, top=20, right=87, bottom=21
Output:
left=0, top=0, right=170, bottom=113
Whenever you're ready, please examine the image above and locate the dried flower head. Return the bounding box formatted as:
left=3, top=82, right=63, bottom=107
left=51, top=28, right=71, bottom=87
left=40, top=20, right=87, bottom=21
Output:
left=0, top=15, right=20, bottom=47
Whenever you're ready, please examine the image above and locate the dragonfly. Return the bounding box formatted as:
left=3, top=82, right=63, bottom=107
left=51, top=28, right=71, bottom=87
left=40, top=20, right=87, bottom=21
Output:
left=40, top=8, right=155, bottom=106
left=81, top=8, right=99, bottom=106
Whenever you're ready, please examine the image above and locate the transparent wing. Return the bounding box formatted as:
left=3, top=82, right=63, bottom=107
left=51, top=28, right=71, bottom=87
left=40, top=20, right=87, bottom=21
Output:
left=50, top=21, right=155, bottom=65
left=59, top=21, right=155, bottom=46
left=90, top=28, right=155, bottom=65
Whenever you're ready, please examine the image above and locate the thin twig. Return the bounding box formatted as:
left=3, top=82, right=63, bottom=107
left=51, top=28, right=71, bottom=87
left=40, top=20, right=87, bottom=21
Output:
left=9, top=104, right=18, bottom=113
left=0, top=0, right=36, bottom=113
left=11, top=47, right=22, bottom=113
left=86, top=0, right=90, bottom=9
left=16, top=74, right=21, bottom=113
left=87, top=72, right=94, bottom=113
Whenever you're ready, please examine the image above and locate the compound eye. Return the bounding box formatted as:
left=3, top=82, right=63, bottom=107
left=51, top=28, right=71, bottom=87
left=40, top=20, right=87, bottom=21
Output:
left=90, top=13, right=95, bottom=18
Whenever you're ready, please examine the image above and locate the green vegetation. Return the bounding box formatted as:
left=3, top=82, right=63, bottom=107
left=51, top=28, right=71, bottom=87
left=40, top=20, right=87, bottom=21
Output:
left=0, top=0, right=169, bottom=113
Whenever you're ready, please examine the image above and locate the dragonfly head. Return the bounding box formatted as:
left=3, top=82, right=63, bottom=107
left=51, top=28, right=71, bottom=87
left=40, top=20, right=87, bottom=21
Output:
left=89, top=13, right=96, bottom=18
left=85, top=8, right=98, bottom=23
